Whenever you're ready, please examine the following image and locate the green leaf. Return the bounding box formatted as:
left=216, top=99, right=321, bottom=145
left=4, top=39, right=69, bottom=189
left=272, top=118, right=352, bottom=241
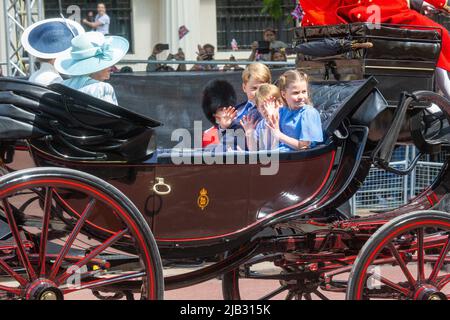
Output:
left=261, top=0, right=284, bottom=20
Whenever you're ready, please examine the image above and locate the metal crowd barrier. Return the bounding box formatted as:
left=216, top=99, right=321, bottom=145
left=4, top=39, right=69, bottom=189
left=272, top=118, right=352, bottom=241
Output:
left=120, top=60, right=296, bottom=67
left=351, top=146, right=447, bottom=215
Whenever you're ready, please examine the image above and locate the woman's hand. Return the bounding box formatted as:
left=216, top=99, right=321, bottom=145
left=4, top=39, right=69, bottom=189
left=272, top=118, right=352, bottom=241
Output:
left=215, top=107, right=237, bottom=129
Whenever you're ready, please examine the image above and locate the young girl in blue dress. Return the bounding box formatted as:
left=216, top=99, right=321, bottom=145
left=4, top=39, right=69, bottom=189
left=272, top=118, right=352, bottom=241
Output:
left=270, top=70, right=323, bottom=151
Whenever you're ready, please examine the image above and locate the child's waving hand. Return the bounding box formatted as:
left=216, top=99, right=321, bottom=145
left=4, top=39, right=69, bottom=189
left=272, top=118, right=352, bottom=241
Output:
left=215, top=106, right=237, bottom=129
left=240, top=115, right=258, bottom=134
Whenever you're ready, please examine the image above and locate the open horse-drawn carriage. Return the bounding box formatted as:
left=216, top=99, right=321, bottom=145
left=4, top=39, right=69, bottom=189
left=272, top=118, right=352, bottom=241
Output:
left=0, top=23, right=449, bottom=300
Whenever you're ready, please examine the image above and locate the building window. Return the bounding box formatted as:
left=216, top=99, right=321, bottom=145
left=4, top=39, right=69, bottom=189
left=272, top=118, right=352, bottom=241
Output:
left=44, top=0, right=133, bottom=53
left=216, top=0, right=296, bottom=51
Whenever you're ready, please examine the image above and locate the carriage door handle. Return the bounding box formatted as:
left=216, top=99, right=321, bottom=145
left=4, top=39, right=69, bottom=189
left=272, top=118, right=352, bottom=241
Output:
left=152, top=178, right=172, bottom=196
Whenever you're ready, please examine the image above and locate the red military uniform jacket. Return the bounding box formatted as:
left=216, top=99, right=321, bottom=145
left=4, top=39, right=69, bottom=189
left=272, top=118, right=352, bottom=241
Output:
left=425, top=0, right=450, bottom=11
left=300, top=0, right=450, bottom=71
left=300, top=0, right=343, bottom=26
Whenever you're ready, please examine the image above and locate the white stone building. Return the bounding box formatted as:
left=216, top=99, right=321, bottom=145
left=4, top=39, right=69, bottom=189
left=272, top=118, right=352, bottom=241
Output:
left=0, top=0, right=295, bottom=74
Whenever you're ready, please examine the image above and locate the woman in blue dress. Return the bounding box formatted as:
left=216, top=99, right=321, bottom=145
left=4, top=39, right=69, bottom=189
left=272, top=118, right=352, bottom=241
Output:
left=55, top=31, right=129, bottom=105
left=267, top=70, right=323, bottom=151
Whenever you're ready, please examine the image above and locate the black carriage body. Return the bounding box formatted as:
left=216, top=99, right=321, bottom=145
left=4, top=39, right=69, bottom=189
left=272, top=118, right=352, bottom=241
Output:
left=0, top=76, right=390, bottom=259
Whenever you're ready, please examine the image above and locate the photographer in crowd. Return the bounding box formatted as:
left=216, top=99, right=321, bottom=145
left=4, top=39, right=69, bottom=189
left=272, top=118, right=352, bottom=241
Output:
left=249, top=28, right=288, bottom=62
left=146, top=43, right=186, bottom=72
left=191, top=44, right=220, bottom=71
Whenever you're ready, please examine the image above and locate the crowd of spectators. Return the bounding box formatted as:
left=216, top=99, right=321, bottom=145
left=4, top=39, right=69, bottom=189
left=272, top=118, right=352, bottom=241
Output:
left=144, top=28, right=290, bottom=73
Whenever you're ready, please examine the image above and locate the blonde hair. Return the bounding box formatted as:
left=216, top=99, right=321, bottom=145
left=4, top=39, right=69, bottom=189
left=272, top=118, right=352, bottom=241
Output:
left=278, top=70, right=311, bottom=104
left=255, top=84, right=283, bottom=107
left=242, top=62, right=272, bottom=85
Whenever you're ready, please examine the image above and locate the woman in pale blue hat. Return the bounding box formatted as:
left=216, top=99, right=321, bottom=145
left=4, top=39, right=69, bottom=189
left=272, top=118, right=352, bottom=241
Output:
left=55, top=32, right=129, bottom=105
left=21, top=18, right=85, bottom=86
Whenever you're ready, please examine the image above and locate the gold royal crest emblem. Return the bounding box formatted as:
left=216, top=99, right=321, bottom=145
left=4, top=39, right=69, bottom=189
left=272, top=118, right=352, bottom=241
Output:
left=197, top=188, right=210, bottom=210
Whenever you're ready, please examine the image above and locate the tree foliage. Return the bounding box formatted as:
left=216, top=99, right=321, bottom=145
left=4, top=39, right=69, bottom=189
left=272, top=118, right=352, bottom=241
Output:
left=261, top=0, right=284, bottom=20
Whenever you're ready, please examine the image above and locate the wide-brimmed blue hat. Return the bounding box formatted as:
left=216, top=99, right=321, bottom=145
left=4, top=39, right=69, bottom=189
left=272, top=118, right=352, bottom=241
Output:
left=21, top=18, right=85, bottom=59
left=55, top=32, right=129, bottom=76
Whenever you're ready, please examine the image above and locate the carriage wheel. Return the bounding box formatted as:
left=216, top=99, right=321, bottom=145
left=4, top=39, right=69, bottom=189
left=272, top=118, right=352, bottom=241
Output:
left=347, top=211, right=450, bottom=300
left=0, top=168, right=163, bottom=300
left=222, top=253, right=333, bottom=300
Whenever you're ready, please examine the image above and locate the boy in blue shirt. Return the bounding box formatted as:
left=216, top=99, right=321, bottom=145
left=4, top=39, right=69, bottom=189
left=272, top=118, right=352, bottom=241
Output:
left=215, top=63, right=272, bottom=150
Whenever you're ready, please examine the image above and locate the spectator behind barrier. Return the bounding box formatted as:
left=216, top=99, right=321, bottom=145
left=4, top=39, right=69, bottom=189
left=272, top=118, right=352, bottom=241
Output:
left=269, top=49, right=287, bottom=69
left=147, top=44, right=186, bottom=72
left=83, top=2, right=111, bottom=35
left=191, top=44, right=220, bottom=72
left=249, top=28, right=288, bottom=62
left=120, top=66, right=134, bottom=73
left=222, top=55, right=244, bottom=72
left=85, top=11, right=96, bottom=31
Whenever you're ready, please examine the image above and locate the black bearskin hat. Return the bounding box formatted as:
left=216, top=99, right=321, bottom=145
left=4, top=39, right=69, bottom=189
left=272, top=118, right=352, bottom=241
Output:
left=202, top=80, right=237, bottom=125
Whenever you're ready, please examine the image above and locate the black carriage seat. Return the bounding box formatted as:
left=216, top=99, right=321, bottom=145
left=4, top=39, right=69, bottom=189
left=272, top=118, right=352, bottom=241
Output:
left=310, top=76, right=381, bottom=137
left=0, top=78, right=161, bottom=162
left=156, top=77, right=383, bottom=165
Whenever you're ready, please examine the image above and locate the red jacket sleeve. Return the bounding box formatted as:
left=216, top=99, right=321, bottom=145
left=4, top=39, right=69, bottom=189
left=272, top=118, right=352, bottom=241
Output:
left=202, top=126, right=220, bottom=148
left=424, top=0, right=450, bottom=11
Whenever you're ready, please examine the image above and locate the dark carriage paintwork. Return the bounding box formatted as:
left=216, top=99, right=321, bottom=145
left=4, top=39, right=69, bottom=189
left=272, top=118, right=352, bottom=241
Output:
left=153, top=148, right=336, bottom=241
left=29, top=124, right=370, bottom=262
left=0, top=71, right=446, bottom=262
left=0, top=75, right=388, bottom=260
left=30, top=141, right=336, bottom=244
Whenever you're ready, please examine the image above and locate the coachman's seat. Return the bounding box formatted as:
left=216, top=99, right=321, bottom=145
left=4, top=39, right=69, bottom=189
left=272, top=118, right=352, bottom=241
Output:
left=295, top=23, right=442, bottom=104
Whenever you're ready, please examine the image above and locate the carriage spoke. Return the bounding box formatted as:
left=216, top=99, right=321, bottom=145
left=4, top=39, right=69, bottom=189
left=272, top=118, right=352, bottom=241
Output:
left=49, top=198, right=96, bottom=281
left=388, top=243, right=416, bottom=287
left=368, top=272, right=410, bottom=297
left=0, top=258, right=28, bottom=286
left=304, top=293, right=312, bottom=300
left=428, top=235, right=450, bottom=283
left=57, top=228, right=128, bottom=285
left=0, top=284, right=21, bottom=295
left=62, top=271, right=145, bottom=294
left=39, top=187, right=53, bottom=277
left=417, top=228, right=426, bottom=282
left=1, top=199, right=36, bottom=281
left=313, top=290, right=329, bottom=300
left=259, top=285, right=289, bottom=300
left=285, top=291, right=294, bottom=300
left=437, top=274, right=450, bottom=290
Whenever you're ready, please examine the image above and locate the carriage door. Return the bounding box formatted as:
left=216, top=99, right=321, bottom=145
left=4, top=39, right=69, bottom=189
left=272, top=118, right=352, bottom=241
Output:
left=152, top=161, right=251, bottom=241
